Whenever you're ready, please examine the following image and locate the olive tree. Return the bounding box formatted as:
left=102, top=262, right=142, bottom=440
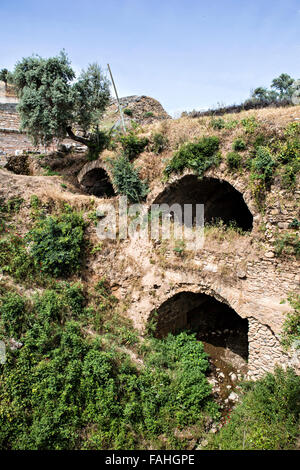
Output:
left=13, top=51, right=111, bottom=158
left=271, top=73, right=295, bottom=99
left=0, top=68, right=14, bottom=90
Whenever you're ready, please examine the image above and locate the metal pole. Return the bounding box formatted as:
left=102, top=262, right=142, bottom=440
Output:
left=107, top=63, right=126, bottom=133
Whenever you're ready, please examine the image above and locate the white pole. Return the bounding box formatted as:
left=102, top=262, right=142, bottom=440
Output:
left=107, top=63, right=126, bottom=133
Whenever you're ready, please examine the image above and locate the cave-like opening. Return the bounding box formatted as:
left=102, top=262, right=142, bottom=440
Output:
left=80, top=168, right=115, bottom=197
left=150, top=291, right=248, bottom=362
left=152, top=175, right=253, bottom=231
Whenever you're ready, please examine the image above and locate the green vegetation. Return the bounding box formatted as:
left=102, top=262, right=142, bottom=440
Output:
left=274, top=232, right=300, bottom=259
left=251, top=146, right=275, bottom=184
left=281, top=294, right=300, bottom=350
left=0, top=280, right=218, bottom=450
left=165, top=136, right=221, bottom=177
left=13, top=52, right=110, bottom=158
left=210, top=118, right=239, bottom=130
left=248, top=73, right=296, bottom=105
left=119, top=132, right=149, bottom=161
left=242, top=121, right=300, bottom=206
left=28, top=207, right=86, bottom=277
left=110, top=155, right=149, bottom=203
left=241, top=116, right=259, bottom=134
left=0, top=68, right=14, bottom=89
left=210, top=118, right=225, bottom=130
left=123, top=108, right=133, bottom=116
left=208, top=367, right=300, bottom=450
left=226, top=152, right=242, bottom=171
left=151, top=132, right=169, bottom=154
left=232, top=137, right=246, bottom=151
left=0, top=205, right=86, bottom=282
left=144, top=111, right=154, bottom=118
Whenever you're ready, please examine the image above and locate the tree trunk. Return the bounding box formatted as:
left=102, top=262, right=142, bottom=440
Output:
left=66, top=126, right=92, bottom=147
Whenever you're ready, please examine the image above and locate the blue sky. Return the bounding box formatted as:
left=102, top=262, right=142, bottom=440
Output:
left=0, top=0, right=299, bottom=115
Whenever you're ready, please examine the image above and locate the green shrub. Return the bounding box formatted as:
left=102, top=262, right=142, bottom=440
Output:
left=251, top=146, right=275, bottom=183
left=28, top=208, right=86, bottom=277
left=165, top=136, right=221, bottom=177
left=253, top=133, right=268, bottom=149
left=224, top=119, right=239, bottom=130
left=276, top=138, right=300, bottom=165
left=0, top=292, right=26, bottom=337
left=86, top=129, right=111, bottom=161
left=30, top=195, right=40, bottom=210
left=120, top=132, right=149, bottom=160
left=0, top=235, right=38, bottom=283
left=289, top=218, right=300, bottom=229
left=0, top=286, right=218, bottom=450
left=151, top=132, right=169, bottom=154
left=208, top=367, right=300, bottom=450
left=274, top=232, right=300, bottom=259
left=232, top=138, right=246, bottom=151
left=284, top=121, right=300, bottom=138
left=281, top=294, right=300, bottom=350
left=241, top=116, right=258, bottom=134
left=210, top=118, right=225, bottom=130
left=123, top=108, right=133, bottom=116
left=110, top=155, right=149, bottom=203
left=226, top=152, right=242, bottom=170
left=144, top=111, right=154, bottom=118
left=281, top=162, right=299, bottom=189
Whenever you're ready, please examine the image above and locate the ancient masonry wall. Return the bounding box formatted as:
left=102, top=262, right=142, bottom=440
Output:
left=119, top=169, right=300, bottom=380
left=0, top=105, right=74, bottom=157
left=0, top=105, right=299, bottom=380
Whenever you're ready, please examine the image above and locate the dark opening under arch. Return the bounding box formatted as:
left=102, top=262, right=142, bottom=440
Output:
left=150, top=291, right=248, bottom=361
left=152, top=175, right=253, bottom=231
left=80, top=168, right=115, bottom=197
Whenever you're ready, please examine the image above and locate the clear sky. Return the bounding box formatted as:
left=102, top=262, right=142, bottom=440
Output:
left=0, top=0, right=299, bottom=115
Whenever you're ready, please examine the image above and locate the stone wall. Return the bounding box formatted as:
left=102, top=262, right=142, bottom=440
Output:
left=106, top=167, right=299, bottom=379
left=0, top=105, right=77, bottom=157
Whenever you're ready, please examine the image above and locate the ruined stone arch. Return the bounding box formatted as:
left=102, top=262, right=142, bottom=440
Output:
left=148, top=286, right=249, bottom=363
left=148, top=172, right=254, bottom=231
left=77, top=161, right=116, bottom=197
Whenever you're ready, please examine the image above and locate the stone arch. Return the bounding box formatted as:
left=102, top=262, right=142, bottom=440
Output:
left=77, top=161, right=116, bottom=197
left=149, top=174, right=253, bottom=231
left=149, top=289, right=249, bottom=362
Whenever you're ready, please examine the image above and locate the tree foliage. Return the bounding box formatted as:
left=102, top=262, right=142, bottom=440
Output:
left=13, top=51, right=111, bottom=154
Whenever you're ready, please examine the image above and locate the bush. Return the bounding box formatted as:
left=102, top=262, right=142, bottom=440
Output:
left=123, top=108, right=133, bottom=116
left=0, top=292, right=26, bottom=337
left=0, top=235, right=38, bottom=283
left=281, top=162, right=299, bottom=189
left=274, top=232, right=300, bottom=259
left=86, top=129, right=111, bottom=161
left=120, top=132, right=149, bottom=160
left=0, top=286, right=218, bottom=450
left=251, top=146, right=275, bottom=183
left=226, top=152, right=242, bottom=170
left=241, top=116, right=258, bottom=134
left=281, top=294, right=300, bottom=349
left=232, top=138, right=246, bottom=151
left=208, top=367, right=300, bottom=450
left=28, top=208, right=86, bottom=277
left=110, top=155, right=149, bottom=203
left=144, top=111, right=154, bottom=118
left=151, top=132, right=169, bottom=154
left=210, top=118, right=225, bottom=130
left=165, top=136, right=221, bottom=177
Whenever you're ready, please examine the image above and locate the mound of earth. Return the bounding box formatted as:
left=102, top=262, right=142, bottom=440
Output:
left=102, top=95, right=171, bottom=130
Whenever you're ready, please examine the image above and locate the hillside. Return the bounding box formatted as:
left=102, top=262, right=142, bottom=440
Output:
left=0, top=103, right=299, bottom=450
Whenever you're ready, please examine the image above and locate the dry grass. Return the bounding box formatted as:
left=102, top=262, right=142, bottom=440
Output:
left=136, top=104, right=300, bottom=186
